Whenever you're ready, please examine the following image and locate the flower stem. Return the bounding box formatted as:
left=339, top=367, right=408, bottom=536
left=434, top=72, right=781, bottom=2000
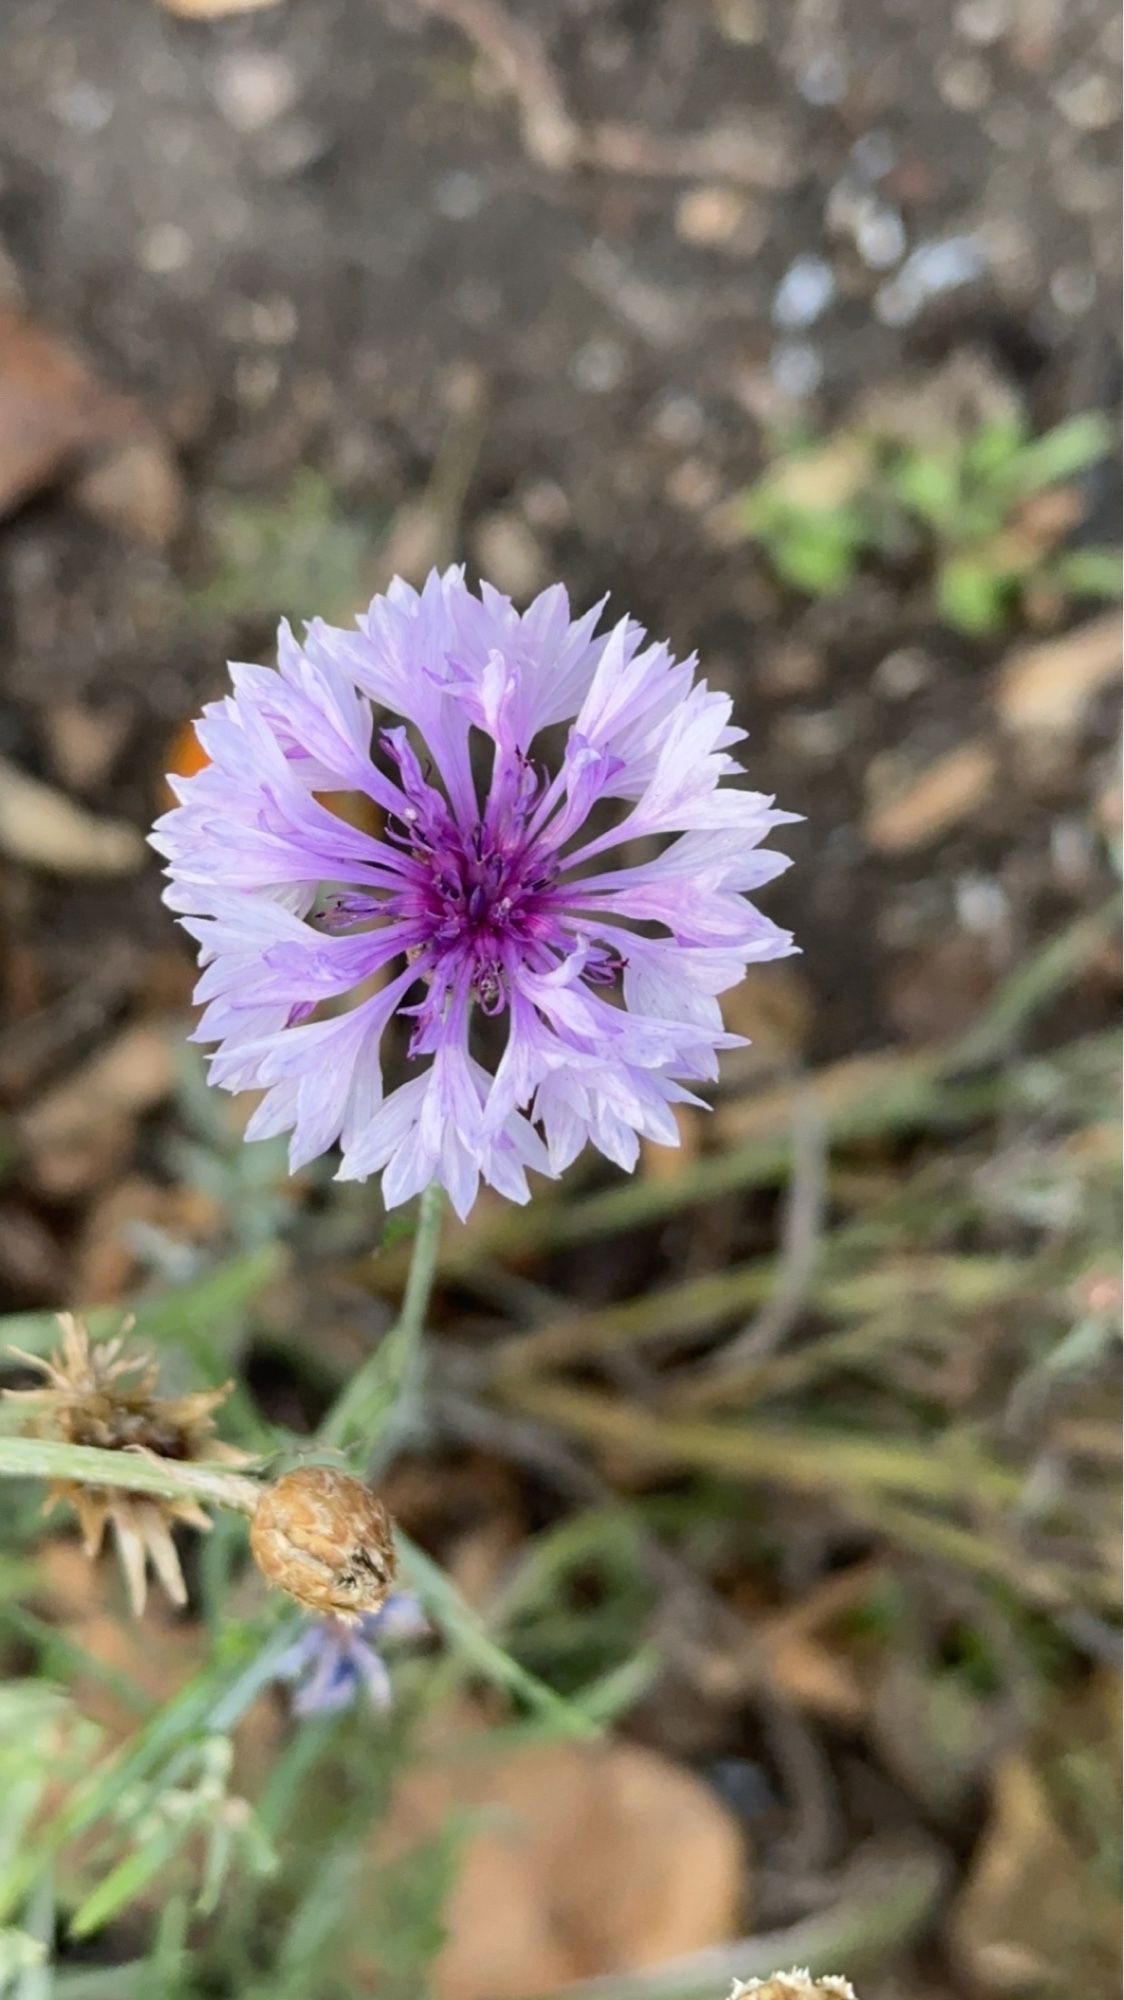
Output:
left=319, top=1182, right=445, bottom=1457
left=0, top=1434, right=262, bottom=1515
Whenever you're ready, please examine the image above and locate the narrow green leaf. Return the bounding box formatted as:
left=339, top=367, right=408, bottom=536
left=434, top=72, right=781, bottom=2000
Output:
left=69, top=1823, right=186, bottom=1940
left=891, top=448, right=961, bottom=530
left=1000, top=411, right=1111, bottom=500
left=963, top=416, right=1028, bottom=480
left=1051, top=547, right=1124, bottom=600
left=52, top=1969, right=151, bottom=2000
left=398, top=1535, right=600, bottom=1738
left=936, top=555, right=1009, bottom=634
left=776, top=523, right=859, bottom=594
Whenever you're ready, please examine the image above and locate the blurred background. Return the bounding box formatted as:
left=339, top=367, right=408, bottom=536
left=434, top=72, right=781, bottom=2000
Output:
left=0, top=0, right=1120, bottom=1995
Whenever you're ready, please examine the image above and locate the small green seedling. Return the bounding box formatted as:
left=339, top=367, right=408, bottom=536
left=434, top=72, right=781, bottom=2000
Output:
left=739, top=410, right=1121, bottom=636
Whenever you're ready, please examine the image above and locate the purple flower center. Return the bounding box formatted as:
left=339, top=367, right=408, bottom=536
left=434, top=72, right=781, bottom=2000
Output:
left=363, top=726, right=615, bottom=1033
left=398, top=807, right=562, bottom=1012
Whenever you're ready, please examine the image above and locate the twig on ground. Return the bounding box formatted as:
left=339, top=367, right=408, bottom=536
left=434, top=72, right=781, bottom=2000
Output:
left=413, top=0, right=794, bottom=186
left=413, top=0, right=581, bottom=170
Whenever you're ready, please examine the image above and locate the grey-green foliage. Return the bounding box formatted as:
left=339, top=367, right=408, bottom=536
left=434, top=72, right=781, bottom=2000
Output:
left=197, top=471, right=378, bottom=628
left=1, top=910, right=1119, bottom=1995
left=164, top=1047, right=301, bottom=1256
left=0, top=1324, right=629, bottom=1994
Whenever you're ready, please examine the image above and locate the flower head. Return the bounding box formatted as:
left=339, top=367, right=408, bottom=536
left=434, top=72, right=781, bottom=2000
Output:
left=4, top=1314, right=250, bottom=1616
left=153, top=569, right=797, bottom=1218
left=275, top=1592, right=428, bottom=1717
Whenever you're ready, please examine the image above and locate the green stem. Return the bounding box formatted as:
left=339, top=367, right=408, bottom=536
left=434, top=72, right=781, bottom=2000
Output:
left=319, top=1182, right=445, bottom=1456
left=0, top=1435, right=262, bottom=1515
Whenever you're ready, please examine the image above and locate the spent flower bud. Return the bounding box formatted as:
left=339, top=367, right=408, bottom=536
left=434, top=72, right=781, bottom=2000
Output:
left=4, top=1313, right=252, bottom=1617
left=250, top=1465, right=396, bottom=1622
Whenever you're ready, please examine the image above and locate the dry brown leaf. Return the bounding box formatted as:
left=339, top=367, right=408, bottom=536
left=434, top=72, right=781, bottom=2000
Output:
left=0, top=304, right=132, bottom=513
left=0, top=756, right=145, bottom=876
left=864, top=742, right=997, bottom=853
left=0, top=304, right=182, bottom=539
left=994, top=612, right=1121, bottom=737
left=72, top=436, right=185, bottom=547
left=73, top=1176, right=223, bottom=1303
left=759, top=1628, right=866, bottom=1726
left=719, top=1563, right=880, bottom=1722
left=19, top=1021, right=178, bottom=1199
left=1008, top=484, right=1086, bottom=553
left=366, top=1713, right=746, bottom=1998
left=45, top=703, right=132, bottom=794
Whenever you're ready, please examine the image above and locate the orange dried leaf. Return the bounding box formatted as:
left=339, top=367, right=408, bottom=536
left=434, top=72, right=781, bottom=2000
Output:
left=367, top=1711, right=746, bottom=1997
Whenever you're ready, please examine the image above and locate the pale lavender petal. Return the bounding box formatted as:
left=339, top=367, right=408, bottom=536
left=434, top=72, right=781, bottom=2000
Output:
left=372, top=1591, right=430, bottom=1640
left=273, top=1594, right=427, bottom=1719
left=353, top=1646, right=393, bottom=1711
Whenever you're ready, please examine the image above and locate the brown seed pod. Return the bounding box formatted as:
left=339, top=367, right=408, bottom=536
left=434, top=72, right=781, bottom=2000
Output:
left=250, top=1465, right=397, bottom=1622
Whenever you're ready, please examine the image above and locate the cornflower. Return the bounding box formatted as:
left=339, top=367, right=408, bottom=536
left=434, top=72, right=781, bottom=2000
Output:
left=153, top=569, right=796, bottom=1217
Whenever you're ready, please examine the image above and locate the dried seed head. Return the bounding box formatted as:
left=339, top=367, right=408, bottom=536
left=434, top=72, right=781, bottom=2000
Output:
left=4, top=1313, right=253, bottom=1617
left=5, top=1313, right=250, bottom=1464
left=250, top=1466, right=397, bottom=1622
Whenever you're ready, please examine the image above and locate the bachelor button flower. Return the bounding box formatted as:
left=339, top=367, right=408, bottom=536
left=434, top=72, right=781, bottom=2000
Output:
left=152, top=569, right=797, bottom=1219
left=275, top=1594, right=428, bottom=1717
